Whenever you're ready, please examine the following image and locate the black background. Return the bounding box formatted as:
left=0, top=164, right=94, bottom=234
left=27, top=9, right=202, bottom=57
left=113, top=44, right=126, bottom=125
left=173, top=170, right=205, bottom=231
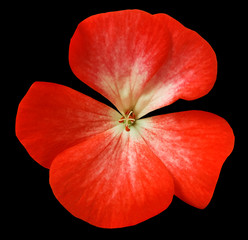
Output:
left=5, top=1, right=245, bottom=237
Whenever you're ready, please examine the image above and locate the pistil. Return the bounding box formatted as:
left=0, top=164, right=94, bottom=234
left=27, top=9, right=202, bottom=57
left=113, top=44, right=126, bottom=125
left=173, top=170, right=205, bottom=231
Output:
left=119, top=110, right=136, bottom=131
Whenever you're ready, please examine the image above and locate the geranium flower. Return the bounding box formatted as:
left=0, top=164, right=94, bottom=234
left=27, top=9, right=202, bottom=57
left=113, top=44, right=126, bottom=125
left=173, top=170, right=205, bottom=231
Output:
left=16, top=10, right=234, bottom=228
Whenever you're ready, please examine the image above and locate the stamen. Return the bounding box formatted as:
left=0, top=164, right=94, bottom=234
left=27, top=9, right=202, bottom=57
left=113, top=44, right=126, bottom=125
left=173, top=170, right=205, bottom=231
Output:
left=118, top=117, right=124, bottom=123
left=127, top=110, right=133, bottom=118
left=118, top=110, right=136, bottom=132
left=125, top=125, right=131, bottom=132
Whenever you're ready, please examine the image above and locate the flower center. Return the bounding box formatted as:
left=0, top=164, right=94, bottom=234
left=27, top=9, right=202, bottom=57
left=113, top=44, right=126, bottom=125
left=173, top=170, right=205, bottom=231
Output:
left=118, top=110, right=136, bottom=132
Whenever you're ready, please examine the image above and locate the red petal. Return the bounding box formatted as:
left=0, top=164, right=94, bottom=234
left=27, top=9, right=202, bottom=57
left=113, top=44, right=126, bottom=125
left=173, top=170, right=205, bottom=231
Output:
left=16, top=82, right=120, bottom=168
left=136, top=111, right=234, bottom=209
left=134, top=14, right=217, bottom=117
left=69, top=10, right=172, bottom=115
left=49, top=127, right=174, bottom=228
left=69, top=10, right=217, bottom=118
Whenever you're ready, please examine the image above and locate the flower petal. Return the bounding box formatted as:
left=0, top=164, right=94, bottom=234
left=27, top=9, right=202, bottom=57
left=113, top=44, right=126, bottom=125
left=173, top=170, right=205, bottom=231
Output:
left=135, top=111, right=234, bottom=209
left=49, top=126, right=174, bottom=228
left=16, top=82, right=121, bottom=168
left=134, top=14, right=217, bottom=118
left=69, top=10, right=172, bottom=115
left=69, top=10, right=217, bottom=118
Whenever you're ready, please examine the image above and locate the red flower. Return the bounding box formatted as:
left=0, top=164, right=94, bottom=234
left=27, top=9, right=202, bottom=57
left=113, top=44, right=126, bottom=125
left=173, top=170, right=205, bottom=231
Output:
left=16, top=10, right=234, bottom=228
